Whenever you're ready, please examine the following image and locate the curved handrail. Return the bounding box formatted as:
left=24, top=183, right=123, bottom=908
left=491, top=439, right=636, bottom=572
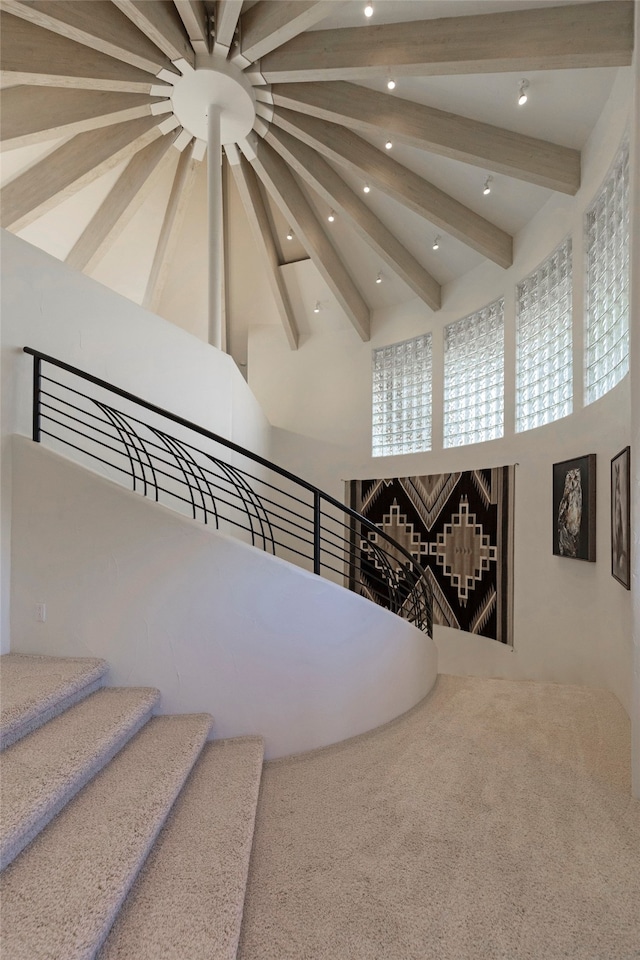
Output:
left=24, top=346, right=433, bottom=636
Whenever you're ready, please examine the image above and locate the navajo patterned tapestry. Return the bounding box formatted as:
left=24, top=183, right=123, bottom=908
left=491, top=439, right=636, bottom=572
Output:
left=348, top=467, right=515, bottom=645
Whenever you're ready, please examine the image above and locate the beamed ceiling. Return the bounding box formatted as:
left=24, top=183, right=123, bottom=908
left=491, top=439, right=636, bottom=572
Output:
left=0, top=0, right=634, bottom=361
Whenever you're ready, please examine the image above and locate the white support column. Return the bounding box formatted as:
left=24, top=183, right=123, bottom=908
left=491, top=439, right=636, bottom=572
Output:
left=207, top=104, right=223, bottom=350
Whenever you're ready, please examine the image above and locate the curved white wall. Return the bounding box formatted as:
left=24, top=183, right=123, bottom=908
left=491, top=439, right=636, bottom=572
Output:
left=247, top=69, right=635, bottom=714
left=0, top=232, right=271, bottom=652
left=10, top=437, right=438, bottom=759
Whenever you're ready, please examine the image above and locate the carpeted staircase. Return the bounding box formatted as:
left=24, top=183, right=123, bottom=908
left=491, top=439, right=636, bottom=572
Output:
left=0, top=653, right=264, bottom=960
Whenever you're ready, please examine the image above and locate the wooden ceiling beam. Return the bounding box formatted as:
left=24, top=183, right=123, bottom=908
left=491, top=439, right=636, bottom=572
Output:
left=144, top=140, right=199, bottom=311
left=234, top=1, right=344, bottom=68
left=0, top=87, right=168, bottom=151
left=240, top=134, right=370, bottom=340
left=260, top=1, right=634, bottom=81
left=271, top=107, right=512, bottom=268
left=264, top=125, right=441, bottom=311
left=0, top=12, right=169, bottom=93
left=272, top=82, right=581, bottom=195
left=225, top=144, right=299, bottom=349
left=0, top=1, right=179, bottom=77
left=111, top=0, right=195, bottom=68
left=66, top=132, right=178, bottom=272
left=1, top=114, right=165, bottom=231
left=213, top=0, right=242, bottom=56
left=174, top=1, right=209, bottom=54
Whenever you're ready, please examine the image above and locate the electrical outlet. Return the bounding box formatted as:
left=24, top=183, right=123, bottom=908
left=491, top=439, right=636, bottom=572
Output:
left=35, top=603, right=46, bottom=623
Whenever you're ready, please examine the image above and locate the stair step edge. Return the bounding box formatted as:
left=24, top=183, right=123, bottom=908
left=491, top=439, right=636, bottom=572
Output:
left=0, top=713, right=213, bottom=960
left=98, top=735, right=265, bottom=960
left=0, top=687, right=161, bottom=870
left=1, top=654, right=109, bottom=750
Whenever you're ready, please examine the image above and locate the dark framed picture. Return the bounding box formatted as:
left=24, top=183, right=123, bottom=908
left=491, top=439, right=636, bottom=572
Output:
left=552, top=454, right=596, bottom=561
left=611, top=446, right=630, bottom=589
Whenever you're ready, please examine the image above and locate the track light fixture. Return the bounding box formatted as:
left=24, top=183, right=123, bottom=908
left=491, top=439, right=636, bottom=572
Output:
left=483, top=176, right=493, bottom=195
left=387, top=79, right=396, bottom=90
left=313, top=301, right=321, bottom=313
left=363, top=183, right=371, bottom=194
left=286, top=228, right=293, bottom=240
left=385, top=140, right=393, bottom=150
left=518, top=79, right=529, bottom=106
left=432, top=236, right=440, bottom=250
left=327, top=210, right=335, bottom=222
left=364, top=3, right=373, bottom=17
left=375, top=272, right=382, bottom=284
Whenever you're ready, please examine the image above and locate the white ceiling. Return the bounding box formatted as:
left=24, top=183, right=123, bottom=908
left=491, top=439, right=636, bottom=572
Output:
left=0, top=0, right=625, bottom=366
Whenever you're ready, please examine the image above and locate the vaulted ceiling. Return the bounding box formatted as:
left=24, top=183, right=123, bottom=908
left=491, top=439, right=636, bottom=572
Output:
left=0, top=0, right=634, bottom=362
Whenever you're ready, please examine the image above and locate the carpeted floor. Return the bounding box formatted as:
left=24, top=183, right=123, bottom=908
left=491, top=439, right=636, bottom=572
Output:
left=238, top=675, right=640, bottom=960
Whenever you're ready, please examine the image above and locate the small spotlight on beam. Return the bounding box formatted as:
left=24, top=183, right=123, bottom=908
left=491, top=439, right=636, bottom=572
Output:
left=518, top=79, right=529, bottom=106
left=483, top=176, right=493, bottom=195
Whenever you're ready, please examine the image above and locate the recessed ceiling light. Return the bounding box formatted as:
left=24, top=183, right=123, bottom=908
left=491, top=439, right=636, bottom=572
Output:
left=385, top=140, right=393, bottom=150
left=432, top=236, right=440, bottom=250
left=483, top=176, right=493, bottom=195
left=327, top=210, right=335, bottom=222
left=286, top=228, right=293, bottom=240
left=375, top=272, right=382, bottom=284
left=518, top=79, right=529, bottom=106
left=363, top=183, right=371, bottom=194
left=387, top=79, right=396, bottom=90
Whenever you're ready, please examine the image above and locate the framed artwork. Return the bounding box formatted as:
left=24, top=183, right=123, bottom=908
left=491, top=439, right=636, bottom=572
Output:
left=611, top=446, right=630, bottom=589
left=552, top=454, right=596, bottom=561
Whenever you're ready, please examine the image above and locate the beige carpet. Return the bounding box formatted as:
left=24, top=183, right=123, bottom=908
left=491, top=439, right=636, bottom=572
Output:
left=1, top=714, right=212, bottom=960
left=1, top=686, right=160, bottom=867
left=0, top=653, right=107, bottom=748
left=99, top=736, right=264, bottom=960
left=238, top=675, right=640, bottom=960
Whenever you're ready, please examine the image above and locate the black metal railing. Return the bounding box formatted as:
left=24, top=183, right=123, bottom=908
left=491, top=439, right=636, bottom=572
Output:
left=24, top=347, right=433, bottom=636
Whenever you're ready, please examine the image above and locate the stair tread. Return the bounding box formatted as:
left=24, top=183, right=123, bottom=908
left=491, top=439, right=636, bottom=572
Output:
left=0, top=713, right=212, bottom=960
left=0, top=653, right=108, bottom=748
left=98, top=736, right=264, bottom=960
left=0, top=686, right=160, bottom=869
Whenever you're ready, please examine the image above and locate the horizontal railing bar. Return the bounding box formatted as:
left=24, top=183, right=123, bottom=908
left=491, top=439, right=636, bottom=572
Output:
left=43, top=430, right=283, bottom=544
left=42, top=419, right=317, bottom=551
left=43, top=417, right=428, bottom=608
left=41, top=379, right=315, bottom=513
left=40, top=398, right=320, bottom=535
left=40, top=407, right=305, bottom=519
left=30, top=348, right=433, bottom=634
left=28, top=347, right=429, bottom=581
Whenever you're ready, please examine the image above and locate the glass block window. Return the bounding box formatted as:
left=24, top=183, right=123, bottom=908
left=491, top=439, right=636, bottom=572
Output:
left=585, top=140, right=629, bottom=404
left=443, top=299, right=504, bottom=448
left=372, top=334, right=432, bottom=456
left=516, top=238, right=573, bottom=432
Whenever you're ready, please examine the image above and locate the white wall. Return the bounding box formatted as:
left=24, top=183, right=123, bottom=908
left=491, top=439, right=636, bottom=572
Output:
left=10, top=438, right=438, bottom=759
left=248, top=70, right=634, bottom=715
left=0, top=232, right=271, bottom=653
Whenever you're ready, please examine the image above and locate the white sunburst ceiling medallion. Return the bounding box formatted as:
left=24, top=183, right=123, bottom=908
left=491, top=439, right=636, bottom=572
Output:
left=168, top=56, right=257, bottom=149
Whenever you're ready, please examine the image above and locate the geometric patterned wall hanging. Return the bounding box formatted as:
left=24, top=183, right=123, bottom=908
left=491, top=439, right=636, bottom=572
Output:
left=348, top=466, right=515, bottom=645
